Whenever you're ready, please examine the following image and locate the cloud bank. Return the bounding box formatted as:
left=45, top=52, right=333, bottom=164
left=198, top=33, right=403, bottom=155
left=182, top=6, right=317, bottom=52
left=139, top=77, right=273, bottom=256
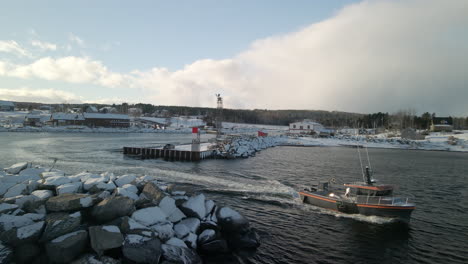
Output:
left=0, top=0, right=467, bottom=115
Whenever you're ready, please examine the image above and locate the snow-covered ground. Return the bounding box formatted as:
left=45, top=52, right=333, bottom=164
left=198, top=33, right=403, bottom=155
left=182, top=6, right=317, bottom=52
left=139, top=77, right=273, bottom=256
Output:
left=0, top=125, right=194, bottom=134
left=221, top=122, right=288, bottom=135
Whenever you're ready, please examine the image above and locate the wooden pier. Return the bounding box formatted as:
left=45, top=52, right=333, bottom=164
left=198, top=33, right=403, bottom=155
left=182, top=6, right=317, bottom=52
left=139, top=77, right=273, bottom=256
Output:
left=123, top=146, right=215, bottom=161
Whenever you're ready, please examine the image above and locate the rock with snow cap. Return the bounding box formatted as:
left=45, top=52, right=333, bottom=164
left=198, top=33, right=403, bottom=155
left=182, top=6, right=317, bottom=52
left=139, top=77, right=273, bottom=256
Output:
left=121, top=184, right=138, bottom=194
left=216, top=206, right=249, bottom=233
left=166, top=237, right=187, bottom=248
left=116, top=187, right=139, bottom=200
left=43, top=176, right=72, bottom=187
left=0, top=221, right=45, bottom=246
left=183, top=233, right=197, bottom=249
left=122, top=234, right=162, bottom=264
left=56, top=182, right=82, bottom=195
left=115, top=174, right=136, bottom=187
left=161, top=244, right=202, bottom=264
left=4, top=162, right=28, bottom=174
left=173, top=222, right=190, bottom=239
left=131, top=206, right=167, bottom=226
left=18, top=167, right=45, bottom=180
left=179, top=194, right=206, bottom=220
left=150, top=222, right=175, bottom=241
left=40, top=211, right=82, bottom=242
left=204, top=200, right=215, bottom=217
left=41, top=170, right=65, bottom=178
left=0, top=213, right=44, bottom=232
left=197, top=229, right=217, bottom=245
left=46, top=193, right=95, bottom=212
left=178, top=218, right=200, bottom=234
left=83, top=176, right=108, bottom=191
left=89, top=225, right=124, bottom=254
left=0, top=182, right=16, bottom=197
left=46, top=230, right=88, bottom=264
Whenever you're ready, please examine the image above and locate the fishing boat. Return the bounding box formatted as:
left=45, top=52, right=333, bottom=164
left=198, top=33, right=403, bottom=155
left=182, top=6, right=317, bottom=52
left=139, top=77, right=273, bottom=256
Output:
left=299, top=145, right=415, bottom=223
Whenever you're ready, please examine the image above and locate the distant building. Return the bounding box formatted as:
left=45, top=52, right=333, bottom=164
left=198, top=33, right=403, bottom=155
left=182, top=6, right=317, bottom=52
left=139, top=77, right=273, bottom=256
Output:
left=430, top=117, right=453, bottom=132
left=289, top=120, right=324, bottom=134
left=51, top=113, right=85, bottom=126
left=83, top=113, right=130, bottom=128
left=0, top=100, right=15, bottom=111
left=99, top=106, right=118, bottom=114
left=85, top=106, right=98, bottom=113
left=24, top=113, right=51, bottom=127
left=135, top=117, right=167, bottom=129
left=39, top=105, right=53, bottom=111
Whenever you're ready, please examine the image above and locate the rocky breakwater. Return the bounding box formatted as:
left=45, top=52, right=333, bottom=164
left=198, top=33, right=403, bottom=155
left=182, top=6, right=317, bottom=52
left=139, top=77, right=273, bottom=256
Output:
left=0, top=162, right=260, bottom=264
left=217, top=136, right=282, bottom=158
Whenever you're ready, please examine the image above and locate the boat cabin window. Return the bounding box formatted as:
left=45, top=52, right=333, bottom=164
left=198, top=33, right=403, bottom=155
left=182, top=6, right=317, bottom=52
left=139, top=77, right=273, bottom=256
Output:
left=356, top=188, right=374, bottom=196
left=375, top=190, right=393, bottom=196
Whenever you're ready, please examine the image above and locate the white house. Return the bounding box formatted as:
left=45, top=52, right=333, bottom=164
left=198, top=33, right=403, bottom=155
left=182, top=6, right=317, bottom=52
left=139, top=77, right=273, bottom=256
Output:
left=289, top=120, right=324, bottom=134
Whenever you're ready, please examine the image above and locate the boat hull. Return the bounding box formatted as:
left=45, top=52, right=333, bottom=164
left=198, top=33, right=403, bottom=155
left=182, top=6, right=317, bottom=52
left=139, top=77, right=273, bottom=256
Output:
left=299, top=191, right=414, bottom=222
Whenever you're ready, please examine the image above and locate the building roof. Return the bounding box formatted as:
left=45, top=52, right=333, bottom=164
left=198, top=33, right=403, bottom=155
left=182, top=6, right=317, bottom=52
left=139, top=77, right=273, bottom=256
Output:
left=83, top=113, right=130, bottom=120
left=51, top=113, right=85, bottom=121
left=137, top=117, right=168, bottom=125
left=290, top=120, right=322, bottom=126
left=0, top=100, right=15, bottom=107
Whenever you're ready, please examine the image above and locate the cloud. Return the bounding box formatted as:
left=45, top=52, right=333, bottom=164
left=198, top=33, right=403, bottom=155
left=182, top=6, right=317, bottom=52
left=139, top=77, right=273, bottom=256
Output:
left=1, top=0, right=467, bottom=115
left=0, top=40, right=31, bottom=58
left=68, top=33, right=85, bottom=47
left=31, top=40, right=57, bottom=51
left=0, top=87, right=83, bottom=103
left=1, top=56, right=125, bottom=87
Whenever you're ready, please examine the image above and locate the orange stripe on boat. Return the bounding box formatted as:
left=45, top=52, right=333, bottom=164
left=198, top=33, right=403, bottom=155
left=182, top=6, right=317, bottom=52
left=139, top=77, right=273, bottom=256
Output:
left=357, top=204, right=415, bottom=210
left=299, top=192, right=336, bottom=203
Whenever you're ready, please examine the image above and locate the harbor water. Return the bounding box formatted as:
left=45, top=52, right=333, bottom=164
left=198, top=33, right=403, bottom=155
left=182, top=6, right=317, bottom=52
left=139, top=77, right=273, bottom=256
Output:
left=0, top=132, right=466, bottom=264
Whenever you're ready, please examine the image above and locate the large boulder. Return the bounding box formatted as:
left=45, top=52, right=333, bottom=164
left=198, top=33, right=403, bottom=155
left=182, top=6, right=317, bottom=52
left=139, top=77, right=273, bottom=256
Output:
left=18, top=167, right=45, bottom=180
left=161, top=244, right=202, bottom=264
left=71, top=254, right=120, bottom=264
left=3, top=183, right=28, bottom=198
left=159, top=196, right=186, bottom=223
left=46, top=230, right=88, bottom=264
left=120, top=217, right=151, bottom=235
left=166, top=237, right=187, bottom=248
left=89, top=225, right=124, bottom=254
left=116, top=187, right=139, bottom=200
left=91, top=196, right=135, bottom=223
left=0, top=213, right=44, bottom=232
left=122, top=235, right=162, bottom=263
left=150, top=222, right=174, bottom=241
left=0, top=203, right=19, bottom=214
left=141, top=182, right=166, bottom=204
left=0, top=182, right=16, bottom=196
left=115, top=175, right=136, bottom=187
left=227, top=230, right=260, bottom=249
left=179, top=194, right=205, bottom=220
left=199, top=239, right=229, bottom=253
left=183, top=233, right=197, bottom=249
left=40, top=212, right=82, bottom=242
left=216, top=207, right=249, bottom=233
left=0, top=221, right=45, bottom=246
left=46, top=193, right=95, bottom=212
left=197, top=229, right=216, bottom=245
left=178, top=218, right=200, bottom=234
left=131, top=206, right=167, bottom=226
left=4, top=162, right=28, bottom=174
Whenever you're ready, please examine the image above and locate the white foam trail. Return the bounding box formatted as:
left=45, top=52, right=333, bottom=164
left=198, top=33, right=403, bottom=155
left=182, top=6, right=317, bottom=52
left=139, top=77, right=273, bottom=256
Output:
left=301, top=203, right=397, bottom=224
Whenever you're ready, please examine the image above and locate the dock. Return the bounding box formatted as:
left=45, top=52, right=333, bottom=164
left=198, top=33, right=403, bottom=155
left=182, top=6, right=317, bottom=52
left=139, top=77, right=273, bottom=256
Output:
left=123, top=143, right=216, bottom=161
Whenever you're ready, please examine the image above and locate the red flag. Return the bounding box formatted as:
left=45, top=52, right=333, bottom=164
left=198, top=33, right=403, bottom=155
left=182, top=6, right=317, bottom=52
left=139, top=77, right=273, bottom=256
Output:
left=192, top=127, right=198, bottom=133
left=258, top=131, right=268, bottom=137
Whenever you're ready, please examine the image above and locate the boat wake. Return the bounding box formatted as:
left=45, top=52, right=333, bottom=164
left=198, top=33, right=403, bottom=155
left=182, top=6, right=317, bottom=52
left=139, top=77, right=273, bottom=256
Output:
left=301, top=203, right=398, bottom=224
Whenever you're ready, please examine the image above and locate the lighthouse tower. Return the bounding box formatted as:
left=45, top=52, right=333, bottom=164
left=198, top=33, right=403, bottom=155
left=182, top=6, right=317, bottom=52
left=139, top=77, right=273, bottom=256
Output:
left=191, top=127, right=201, bottom=152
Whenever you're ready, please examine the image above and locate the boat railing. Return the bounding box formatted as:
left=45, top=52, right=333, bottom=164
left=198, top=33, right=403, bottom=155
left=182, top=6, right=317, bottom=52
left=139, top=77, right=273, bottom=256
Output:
left=355, top=195, right=414, bottom=206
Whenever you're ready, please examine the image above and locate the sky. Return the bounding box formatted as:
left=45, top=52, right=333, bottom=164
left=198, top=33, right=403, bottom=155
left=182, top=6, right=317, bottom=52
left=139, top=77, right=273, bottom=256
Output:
left=0, top=0, right=467, bottom=116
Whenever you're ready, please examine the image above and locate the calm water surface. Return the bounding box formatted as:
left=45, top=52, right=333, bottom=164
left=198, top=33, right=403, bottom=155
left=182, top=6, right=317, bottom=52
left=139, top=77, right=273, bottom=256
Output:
left=0, top=132, right=467, bottom=264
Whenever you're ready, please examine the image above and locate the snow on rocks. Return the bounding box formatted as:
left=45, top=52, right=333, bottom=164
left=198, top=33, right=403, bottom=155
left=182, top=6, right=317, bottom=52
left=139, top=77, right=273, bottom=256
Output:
left=131, top=206, right=167, bottom=226
left=0, top=162, right=260, bottom=263
left=4, top=162, right=28, bottom=174
left=217, top=135, right=282, bottom=158
left=115, top=174, right=136, bottom=187
left=56, top=182, right=82, bottom=195
left=180, top=194, right=206, bottom=219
